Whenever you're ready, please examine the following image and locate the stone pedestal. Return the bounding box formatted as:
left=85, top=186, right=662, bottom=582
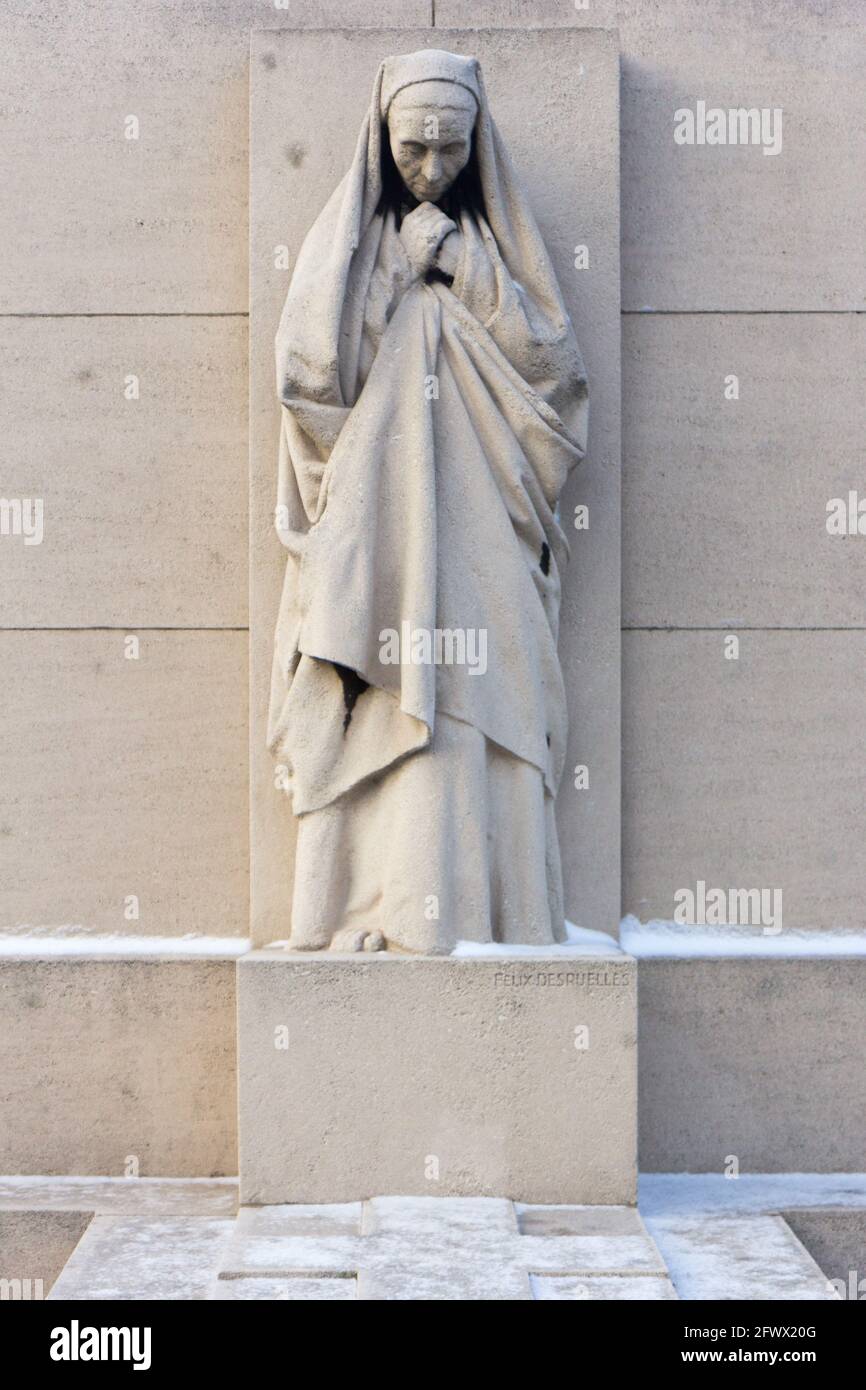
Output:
left=238, top=947, right=636, bottom=1206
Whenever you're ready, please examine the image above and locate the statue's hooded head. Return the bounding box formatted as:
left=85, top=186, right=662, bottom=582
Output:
left=378, top=50, right=482, bottom=213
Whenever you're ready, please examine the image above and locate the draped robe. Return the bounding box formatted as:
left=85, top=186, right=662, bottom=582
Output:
left=267, top=51, right=588, bottom=952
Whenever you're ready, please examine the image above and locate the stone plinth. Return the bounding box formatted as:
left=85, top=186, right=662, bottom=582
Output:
left=238, top=948, right=636, bottom=1206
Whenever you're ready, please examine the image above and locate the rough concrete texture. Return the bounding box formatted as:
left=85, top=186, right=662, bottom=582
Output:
left=0, top=1177, right=238, bottom=1217
left=218, top=1196, right=664, bottom=1300
left=638, top=960, right=866, bottom=1172
left=0, top=317, right=247, bottom=628
left=250, top=24, right=620, bottom=945
left=7, top=1177, right=858, bottom=1301
left=238, top=951, right=636, bottom=1205
left=618, top=0, right=866, bottom=309
left=531, top=1272, right=677, bottom=1299
left=436, top=1, right=616, bottom=25
left=0, top=631, right=247, bottom=935
left=0, top=961, right=238, bottom=1176
left=212, top=1274, right=358, bottom=1299
left=623, top=314, right=866, bottom=628
left=623, top=631, right=866, bottom=932
left=782, top=1209, right=866, bottom=1296
left=4, top=3, right=863, bottom=313
left=646, top=1213, right=839, bottom=1301
left=0, top=0, right=433, bottom=313
left=0, top=1210, right=92, bottom=1295
left=48, top=1216, right=235, bottom=1300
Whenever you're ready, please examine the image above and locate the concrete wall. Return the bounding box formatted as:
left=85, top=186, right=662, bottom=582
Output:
left=0, top=956, right=237, bottom=1176
left=3, top=0, right=862, bottom=942
left=638, top=959, right=866, bottom=1173
left=1, top=2, right=863, bottom=1172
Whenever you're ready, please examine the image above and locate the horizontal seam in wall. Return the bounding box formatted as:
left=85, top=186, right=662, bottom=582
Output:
left=622, top=625, right=866, bottom=632
left=3, top=312, right=860, bottom=321
left=622, top=309, right=866, bottom=316
left=1, top=626, right=859, bottom=635
left=0, top=312, right=249, bottom=319
left=0, top=626, right=250, bottom=633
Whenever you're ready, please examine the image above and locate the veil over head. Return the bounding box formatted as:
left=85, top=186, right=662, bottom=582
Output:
left=275, top=48, right=584, bottom=426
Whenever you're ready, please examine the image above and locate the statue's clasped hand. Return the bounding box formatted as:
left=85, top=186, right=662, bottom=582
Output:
left=399, top=201, right=458, bottom=279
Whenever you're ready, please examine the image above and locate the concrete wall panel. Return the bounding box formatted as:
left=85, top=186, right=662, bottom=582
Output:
left=0, top=316, right=248, bottom=628
left=623, top=314, right=866, bottom=628
left=0, top=631, right=248, bottom=936
left=623, top=630, right=866, bottom=932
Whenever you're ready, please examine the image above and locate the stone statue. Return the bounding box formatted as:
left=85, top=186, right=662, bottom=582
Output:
left=268, top=49, right=588, bottom=954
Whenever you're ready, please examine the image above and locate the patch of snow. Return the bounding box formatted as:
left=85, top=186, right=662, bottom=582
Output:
left=0, top=934, right=250, bottom=959
left=640, top=1172, right=866, bottom=1218
left=621, top=915, right=866, bottom=958
left=453, top=921, right=622, bottom=958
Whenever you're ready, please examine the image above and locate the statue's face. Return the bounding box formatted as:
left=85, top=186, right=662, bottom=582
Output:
left=388, top=86, right=476, bottom=203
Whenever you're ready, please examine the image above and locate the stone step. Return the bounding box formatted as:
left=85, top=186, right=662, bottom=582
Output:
left=5, top=1176, right=856, bottom=1301
left=645, top=1213, right=839, bottom=1301
left=47, top=1217, right=235, bottom=1301
left=214, top=1197, right=674, bottom=1301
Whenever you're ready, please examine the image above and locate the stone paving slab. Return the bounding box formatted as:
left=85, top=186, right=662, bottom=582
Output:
left=218, top=1197, right=666, bottom=1301
left=0, top=1177, right=238, bottom=1218
left=645, top=1213, right=840, bottom=1302
left=209, top=1275, right=357, bottom=1301
left=9, top=1177, right=858, bottom=1300
left=531, top=1273, right=678, bottom=1300
left=47, top=1217, right=235, bottom=1301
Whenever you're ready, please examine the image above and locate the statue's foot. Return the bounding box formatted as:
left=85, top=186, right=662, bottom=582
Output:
left=329, top=926, right=387, bottom=953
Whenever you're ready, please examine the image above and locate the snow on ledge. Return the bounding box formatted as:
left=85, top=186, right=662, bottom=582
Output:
left=640, top=1171, right=866, bottom=1217
left=621, top=915, right=866, bottom=959
left=453, top=921, right=623, bottom=958
left=0, top=934, right=250, bottom=959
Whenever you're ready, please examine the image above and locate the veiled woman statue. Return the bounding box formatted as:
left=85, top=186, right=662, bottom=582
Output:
left=268, top=49, right=588, bottom=954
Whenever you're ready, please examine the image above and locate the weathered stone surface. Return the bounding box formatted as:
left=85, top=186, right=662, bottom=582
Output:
left=0, top=317, right=247, bottom=628
left=623, top=314, right=866, bottom=628
left=638, top=960, right=866, bottom=1172
left=0, top=960, right=238, bottom=1176
left=211, top=1274, right=357, bottom=1300
left=623, top=631, right=866, bottom=932
left=47, top=1216, right=234, bottom=1300
left=238, top=951, right=636, bottom=1205
left=0, top=1211, right=91, bottom=1295
left=219, top=1196, right=663, bottom=1300
left=782, top=1209, right=866, bottom=1295
left=0, top=0, right=432, bottom=312
left=618, top=0, right=866, bottom=309
left=0, top=1177, right=238, bottom=1217
left=530, top=1271, right=677, bottom=1299
left=436, top=1, right=615, bottom=25
left=646, top=1212, right=839, bottom=1301
left=0, top=631, right=247, bottom=935
left=6, top=2, right=862, bottom=312
left=250, top=24, right=621, bottom=944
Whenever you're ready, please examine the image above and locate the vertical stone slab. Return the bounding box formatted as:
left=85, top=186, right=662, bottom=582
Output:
left=249, top=26, right=621, bottom=943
